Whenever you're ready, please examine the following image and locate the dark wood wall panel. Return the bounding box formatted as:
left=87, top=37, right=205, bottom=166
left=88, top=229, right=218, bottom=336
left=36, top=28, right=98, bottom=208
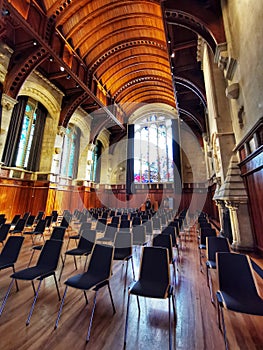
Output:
left=240, top=148, right=263, bottom=253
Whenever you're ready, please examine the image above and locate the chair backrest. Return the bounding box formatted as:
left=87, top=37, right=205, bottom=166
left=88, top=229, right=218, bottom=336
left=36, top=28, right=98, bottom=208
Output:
left=10, top=214, right=21, bottom=226
left=132, top=216, right=141, bottom=226
left=200, top=228, right=216, bottom=245
left=152, top=217, right=161, bottom=230
left=51, top=210, right=58, bottom=222
left=34, top=219, right=47, bottom=233
left=111, top=216, right=120, bottom=225
left=86, top=244, right=114, bottom=280
left=79, top=222, right=92, bottom=234
left=13, top=218, right=26, bottom=231
left=26, top=215, right=36, bottom=227
left=104, top=224, right=117, bottom=239
left=153, top=234, right=173, bottom=263
left=114, top=231, right=132, bottom=259
left=0, top=217, right=7, bottom=226
left=96, top=218, right=107, bottom=232
left=139, top=246, right=170, bottom=294
left=132, top=225, right=146, bottom=244
left=0, top=224, right=11, bottom=242
left=44, top=215, right=53, bottom=228
left=0, top=236, right=24, bottom=262
left=161, top=226, right=176, bottom=247
left=50, top=226, right=66, bottom=241
left=22, top=212, right=30, bottom=221
left=119, top=220, right=131, bottom=229
left=217, top=252, right=260, bottom=299
left=206, top=236, right=230, bottom=262
left=78, top=229, right=97, bottom=251
left=35, top=211, right=44, bottom=222
left=60, top=216, right=70, bottom=228
left=36, top=239, right=63, bottom=270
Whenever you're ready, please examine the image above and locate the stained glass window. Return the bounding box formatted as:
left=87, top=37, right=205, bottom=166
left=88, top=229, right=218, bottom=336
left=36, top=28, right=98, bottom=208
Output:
left=60, top=125, right=80, bottom=179
left=134, top=115, right=174, bottom=183
left=16, top=101, right=37, bottom=168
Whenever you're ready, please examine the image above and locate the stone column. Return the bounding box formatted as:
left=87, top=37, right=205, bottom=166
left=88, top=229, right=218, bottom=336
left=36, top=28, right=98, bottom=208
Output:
left=0, top=94, right=17, bottom=161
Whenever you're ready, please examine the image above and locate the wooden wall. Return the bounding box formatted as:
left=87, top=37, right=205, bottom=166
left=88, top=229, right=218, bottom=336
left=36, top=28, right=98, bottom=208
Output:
left=0, top=177, right=217, bottom=220
left=240, top=146, right=263, bottom=253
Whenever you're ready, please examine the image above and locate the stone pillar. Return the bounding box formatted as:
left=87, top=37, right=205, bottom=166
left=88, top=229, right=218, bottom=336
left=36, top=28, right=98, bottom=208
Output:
left=0, top=94, right=17, bottom=161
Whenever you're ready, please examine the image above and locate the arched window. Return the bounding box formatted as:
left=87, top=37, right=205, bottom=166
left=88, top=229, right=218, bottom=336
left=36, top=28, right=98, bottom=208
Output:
left=134, top=114, right=174, bottom=183
left=60, top=125, right=80, bottom=179
left=2, top=96, right=47, bottom=171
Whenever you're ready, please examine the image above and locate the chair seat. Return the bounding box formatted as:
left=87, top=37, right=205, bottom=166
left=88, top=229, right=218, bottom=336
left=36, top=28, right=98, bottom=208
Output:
left=0, top=258, right=14, bottom=269
left=32, top=245, right=43, bottom=251
left=65, top=272, right=107, bottom=290
left=69, top=234, right=80, bottom=239
left=65, top=248, right=91, bottom=256
left=11, top=266, right=54, bottom=280
left=114, top=251, right=132, bottom=260
left=206, top=260, right=216, bottom=269
left=217, top=291, right=263, bottom=315
left=130, top=280, right=169, bottom=299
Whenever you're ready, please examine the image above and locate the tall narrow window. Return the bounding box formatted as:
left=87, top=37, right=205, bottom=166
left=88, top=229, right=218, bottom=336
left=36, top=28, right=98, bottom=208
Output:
left=60, top=125, right=80, bottom=179
left=134, top=115, right=174, bottom=183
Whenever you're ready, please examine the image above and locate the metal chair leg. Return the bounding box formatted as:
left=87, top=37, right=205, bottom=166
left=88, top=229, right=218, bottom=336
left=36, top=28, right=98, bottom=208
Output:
left=53, top=273, right=61, bottom=300
left=0, top=278, right=15, bottom=315
left=28, top=250, right=35, bottom=267
left=86, top=290, right=98, bottom=342
left=168, top=297, right=172, bottom=350
left=124, top=292, right=131, bottom=347
left=107, top=282, right=116, bottom=314
left=59, top=255, right=66, bottom=281
left=12, top=266, right=19, bottom=291
left=54, top=285, right=68, bottom=329
left=26, top=280, right=42, bottom=325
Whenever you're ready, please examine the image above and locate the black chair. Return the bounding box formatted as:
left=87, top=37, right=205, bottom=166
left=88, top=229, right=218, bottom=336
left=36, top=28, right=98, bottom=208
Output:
left=119, top=220, right=131, bottom=231
left=9, top=214, right=21, bottom=228
left=0, top=216, right=6, bottom=226
left=0, top=236, right=24, bottom=291
left=27, top=226, right=66, bottom=266
left=96, top=224, right=117, bottom=244
left=113, top=231, right=135, bottom=291
left=124, top=246, right=176, bottom=350
left=111, top=216, right=120, bottom=226
left=153, top=234, right=177, bottom=285
left=95, top=218, right=107, bottom=232
left=34, top=211, right=44, bottom=224
left=51, top=210, right=58, bottom=224
left=161, top=225, right=180, bottom=258
left=0, top=239, right=63, bottom=325
left=65, top=221, right=92, bottom=251
left=44, top=215, right=53, bottom=231
left=25, top=215, right=36, bottom=229
left=132, top=225, right=148, bottom=247
left=55, top=243, right=116, bottom=342
left=216, top=252, right=263, bottom=350
left=9, top=218, right=26, bottom=235
left=198, top=228, right=216, bottom=271
left=132, top=216, right=141, bottom=227
left=152, top=217, right=161, bottom=231
left=206, top=236, right=230, bottom=303
left=0, top=224, right=11, bottom=246
left=59, top=229, right=97, bottom=281
left=23, top=219, right=47, bottom=244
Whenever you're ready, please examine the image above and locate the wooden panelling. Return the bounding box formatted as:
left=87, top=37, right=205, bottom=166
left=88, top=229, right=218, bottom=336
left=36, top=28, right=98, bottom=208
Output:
left=240, top=148, right=263, bottom=254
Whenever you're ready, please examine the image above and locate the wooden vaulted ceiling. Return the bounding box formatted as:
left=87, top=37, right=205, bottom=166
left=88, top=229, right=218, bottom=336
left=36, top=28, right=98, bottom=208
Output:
left=0, top=0, right=225, bottom=143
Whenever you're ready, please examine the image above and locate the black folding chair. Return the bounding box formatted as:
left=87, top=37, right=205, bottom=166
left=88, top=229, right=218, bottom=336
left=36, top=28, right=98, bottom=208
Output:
left=198, top=228, right=216, bottom=271
left=9, top=214, right=21, bottom=228
left=153, top=234, right=177, bottom=285
left=0, top=224, right=11, bottom=246
left=9, top=218, right=26, bottom=235
left=23, top=219, right=46, bottom=244
left=0, top=239, right=63, bottom=325
left=113, top=231, right=135, bottom=291
left=27, top=226, right=66, bottom=266
left=55, top=244, right=116, bottom=342
left=124, top=246, right=176, bottom=350
left=161, top=225, right=180, bottom=259
left=0, top=236, right=24, bottom=291
left=216, top=252, right=263, bottom=350
left=59, top=229, right=97, bottom=281
left=206, top=236, right=230, bottom=303
left=96, top=224, right=117, bottom=244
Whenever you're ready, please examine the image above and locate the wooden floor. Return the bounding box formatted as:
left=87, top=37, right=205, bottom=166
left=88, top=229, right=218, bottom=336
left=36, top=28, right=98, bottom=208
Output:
left=0, top=224, right=263, bottom=350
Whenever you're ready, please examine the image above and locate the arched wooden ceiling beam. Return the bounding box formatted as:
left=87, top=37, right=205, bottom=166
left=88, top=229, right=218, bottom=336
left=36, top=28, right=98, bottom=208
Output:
left=119, top=86, right=175, bottom=105
left=173, top=76, right=207, bottom=108
left=96, top=54, right=170, bottom=85
left=106, top=67, right=171, bottom=94
left=109, top=70, right=173, bottom=97
left=121, top=91, right=175, bottom=106
left=125, top=99, right=176, bottom=116
left=178, top=108, right=204, bottom=134
left=163, top=7, right=226, bottom=52
left=81, top=28, right=166, bottom=65
left=114, top=76, right=174, bottom=100
left=89, top=40, right=167, bottom=74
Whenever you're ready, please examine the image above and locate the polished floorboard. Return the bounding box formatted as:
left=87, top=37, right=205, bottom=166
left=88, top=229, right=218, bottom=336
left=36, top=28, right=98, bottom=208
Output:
left=0, top=225, right=263, bottom=350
